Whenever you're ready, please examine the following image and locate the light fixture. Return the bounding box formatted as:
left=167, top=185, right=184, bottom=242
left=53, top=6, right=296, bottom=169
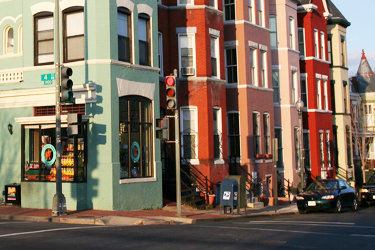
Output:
left=296, top=98, right=304, bottom=113
left=8, top=123, right=13, bottom=135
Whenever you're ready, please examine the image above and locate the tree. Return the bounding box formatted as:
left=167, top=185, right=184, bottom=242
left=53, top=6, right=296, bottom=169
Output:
left=350, top=99, right=375, bottom=185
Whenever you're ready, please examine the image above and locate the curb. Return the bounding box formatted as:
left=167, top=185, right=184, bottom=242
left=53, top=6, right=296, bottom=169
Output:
left=0, top=210, right=299, bottom=226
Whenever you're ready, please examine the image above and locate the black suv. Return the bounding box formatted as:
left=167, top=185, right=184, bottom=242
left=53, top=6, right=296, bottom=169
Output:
left=359, top=174, right=375, bottom=206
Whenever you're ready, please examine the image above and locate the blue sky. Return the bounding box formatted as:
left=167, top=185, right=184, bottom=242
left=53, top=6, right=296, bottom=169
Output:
left=331, top=0, right=375, bottom=76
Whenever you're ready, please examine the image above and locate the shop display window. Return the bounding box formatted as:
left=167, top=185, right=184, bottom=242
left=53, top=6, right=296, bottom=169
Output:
left=21, top=124, right=86, bottom=182
left=119, top=96, right=153, bottom=179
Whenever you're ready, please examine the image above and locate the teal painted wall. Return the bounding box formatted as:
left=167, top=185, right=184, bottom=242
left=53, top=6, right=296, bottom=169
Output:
left=0, top=0, right=162, bottom=211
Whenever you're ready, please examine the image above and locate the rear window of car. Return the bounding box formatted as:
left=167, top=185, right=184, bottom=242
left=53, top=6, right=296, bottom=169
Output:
left=306, top=180, right=338, bottom=191
left=368, top=175, right=375, bottom=185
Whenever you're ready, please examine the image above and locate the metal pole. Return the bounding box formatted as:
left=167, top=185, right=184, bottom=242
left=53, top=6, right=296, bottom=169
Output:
left=299, top=110, right=304, bottom=191
left=273, top=138, right=278, bottom=212
left=175, top=108, right=182, bottom=217
left=52, top=0, right=66, bottom=216
left=174, top=69, right=183, bottom=217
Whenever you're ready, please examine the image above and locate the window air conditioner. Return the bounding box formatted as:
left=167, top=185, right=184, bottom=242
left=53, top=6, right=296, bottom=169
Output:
left=181, top=67, right=195, bottom=76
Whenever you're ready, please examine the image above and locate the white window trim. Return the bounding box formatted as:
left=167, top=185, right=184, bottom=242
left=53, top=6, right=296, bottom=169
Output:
left=250, top=47, right=258, bottom=85
left=317, top=79, right=322, bottom=110
left=178, top=33, right=196, bottom=77
left=253, top=111, right=261, bottom=155
left=270, top=15, right=277, bottom=48
left=178, top=0, right=194, bottom=6
left=180, top=106, right=199, bottom=164
left=298, top=27, right=305, bottom=58
left=17, top=23, right=22, bottom=53
left=3, top=25, right=13, bottom=55
left=213, top=106, right=223, bottom=162
left=314, top=29, right=319, bottom=58
left=320, top=31, right=325, bottom=60
left=211, top=35, right=220, bottom=78
left=289, top=17, right=295, bottom=50
left=248, top=0, right=255, bottom=23
left=260, top=50, right=268, bottom=88
left=323, top=80, right=328, bottom=110
left=258, top=0, right=264, bottom=27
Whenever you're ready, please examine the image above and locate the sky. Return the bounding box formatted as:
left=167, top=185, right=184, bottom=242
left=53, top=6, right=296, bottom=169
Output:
left=331, top=0, right=375, bottom=76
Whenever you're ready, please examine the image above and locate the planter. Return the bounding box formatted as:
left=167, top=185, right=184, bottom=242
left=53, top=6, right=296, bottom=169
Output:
left=256, top=154, right=264, bottom=159
left=265, top=154, right=273, bottom=159
left=209, top=194, right=216, bottom=205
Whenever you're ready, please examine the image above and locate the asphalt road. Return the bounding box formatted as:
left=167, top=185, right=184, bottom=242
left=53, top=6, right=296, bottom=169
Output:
left=1, top=206, right=375, bottom=250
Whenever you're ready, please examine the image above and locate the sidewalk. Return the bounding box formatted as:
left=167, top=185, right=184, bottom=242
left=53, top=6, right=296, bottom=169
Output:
left=0, top=201, right=298, bottom=226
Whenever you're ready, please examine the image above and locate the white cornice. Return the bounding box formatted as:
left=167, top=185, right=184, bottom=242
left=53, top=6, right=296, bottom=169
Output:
left=0, top=83, right=96, bottom=109
left=297, top=4, right=317, bottom=13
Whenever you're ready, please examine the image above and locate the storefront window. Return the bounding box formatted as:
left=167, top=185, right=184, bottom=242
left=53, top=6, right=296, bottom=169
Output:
left=119, top=96, right=153, bottom=179
left=22, top=124, right=86, bottom=182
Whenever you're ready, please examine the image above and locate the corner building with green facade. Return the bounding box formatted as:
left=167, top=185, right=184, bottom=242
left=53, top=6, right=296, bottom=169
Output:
left=0, top=0, right=162, bottom=211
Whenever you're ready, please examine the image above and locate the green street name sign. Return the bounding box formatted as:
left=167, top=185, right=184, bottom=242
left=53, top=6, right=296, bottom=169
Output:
left=41, top=73, right=55, bottom=85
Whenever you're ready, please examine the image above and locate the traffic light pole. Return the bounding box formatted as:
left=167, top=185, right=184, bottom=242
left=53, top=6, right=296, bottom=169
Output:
left=174, top=109, right=182, bottom=217
left=52, top=0, right=66, bottom=216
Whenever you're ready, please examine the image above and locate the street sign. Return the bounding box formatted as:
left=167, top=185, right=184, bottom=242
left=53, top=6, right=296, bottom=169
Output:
left=41, top=73, right=55, bottom=85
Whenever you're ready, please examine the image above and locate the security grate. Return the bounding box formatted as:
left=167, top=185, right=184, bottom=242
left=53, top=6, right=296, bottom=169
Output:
left=34, top=104, right=85, bottom=116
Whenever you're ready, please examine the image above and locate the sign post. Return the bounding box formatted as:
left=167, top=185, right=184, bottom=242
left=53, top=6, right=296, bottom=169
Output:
left=52, top=0, right=67, bottom=216
left=273, top=138, right=278, bottom=212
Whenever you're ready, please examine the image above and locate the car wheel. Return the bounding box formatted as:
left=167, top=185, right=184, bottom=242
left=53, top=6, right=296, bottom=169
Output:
left=351, top=198, right=358, bottom=212
left=298, top=209, right=306, bottom=214
left=334, top=199, right=342, bottom=213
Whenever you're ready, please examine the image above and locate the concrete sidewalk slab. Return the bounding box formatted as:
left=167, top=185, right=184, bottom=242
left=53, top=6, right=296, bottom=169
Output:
left=0, top=202, right=299, bottom=226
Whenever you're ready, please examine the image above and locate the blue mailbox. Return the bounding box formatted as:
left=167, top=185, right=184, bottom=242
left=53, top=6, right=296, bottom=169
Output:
left=220, top=178, right=239, bottom=215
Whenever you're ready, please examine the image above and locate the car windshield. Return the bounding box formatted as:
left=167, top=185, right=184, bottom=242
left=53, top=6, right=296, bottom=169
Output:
left=368, top=175, right=375, bottom=185
left=306, top=180, right=338, bottom=191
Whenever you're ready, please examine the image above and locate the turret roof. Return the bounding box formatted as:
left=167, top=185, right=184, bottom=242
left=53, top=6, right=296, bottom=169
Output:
left=356, top=50, right=375, bottom=93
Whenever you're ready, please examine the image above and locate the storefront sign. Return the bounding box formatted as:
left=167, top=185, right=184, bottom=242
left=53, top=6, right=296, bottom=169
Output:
left=131, top=141, right=140, bottom=163
left=41, top=144, right=57, bottom=166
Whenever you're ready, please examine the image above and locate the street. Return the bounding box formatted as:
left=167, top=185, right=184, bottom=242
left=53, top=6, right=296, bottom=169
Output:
left=0, top=206, right=375, bottom=250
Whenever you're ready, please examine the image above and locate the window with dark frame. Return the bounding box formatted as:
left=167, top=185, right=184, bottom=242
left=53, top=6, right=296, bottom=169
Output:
left=226, top=47, right=237, bottom=84
left=264, top=113, right=270, bottom=155
left=253, top=112, right=260, bottom=156
left=275, top=128, right=283, bottom=169
left=119, top=96, right=153, bottom=179
left=22, top=124, right=87, bottom=183
left=224, top=0, right=235, bottom=21
left=34, top=13, right=54, bottom=65
left=63, top=8, right=84, bottom=63
left=139, top=13, right=150, bottom=66
left=118, top=7, right=132, bottom=63
left=228, top=112, right=240, bottom=159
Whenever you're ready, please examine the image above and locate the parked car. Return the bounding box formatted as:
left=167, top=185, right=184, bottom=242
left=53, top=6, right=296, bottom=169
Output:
left=359, top=174, right=375, bottom=206
left=296, top=179, right=357, bottom=214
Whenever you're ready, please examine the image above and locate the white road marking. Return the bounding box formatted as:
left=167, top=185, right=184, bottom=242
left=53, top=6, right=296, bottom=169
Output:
left=0, top=225, right=111, bottom=238
left=245, top=221, right=355, bottom=225
left=198, top=225, right=339, bottom=236
left=198, top=225, right=375, bottom=238
left=236, top=221, right=375, bottom=229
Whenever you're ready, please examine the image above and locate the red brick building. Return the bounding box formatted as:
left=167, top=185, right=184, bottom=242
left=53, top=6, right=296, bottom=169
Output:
left=158, top=0, right=228, bottom=196
left=297, top=0, right=335, bottom=183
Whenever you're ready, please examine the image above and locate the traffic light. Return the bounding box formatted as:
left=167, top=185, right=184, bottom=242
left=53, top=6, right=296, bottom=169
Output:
left=156, top=118, right=169, bottom=140
left=61, top=67, right=74, bottom=104
left=67, top=113, right=82, bottom=136
left=165, top=75, right=177, bottom=110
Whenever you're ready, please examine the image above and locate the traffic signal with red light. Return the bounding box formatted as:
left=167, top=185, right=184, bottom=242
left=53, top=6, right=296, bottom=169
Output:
left=165, top=75, right=177, bottom=110
left=61, top=67, right=74, bottom=104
